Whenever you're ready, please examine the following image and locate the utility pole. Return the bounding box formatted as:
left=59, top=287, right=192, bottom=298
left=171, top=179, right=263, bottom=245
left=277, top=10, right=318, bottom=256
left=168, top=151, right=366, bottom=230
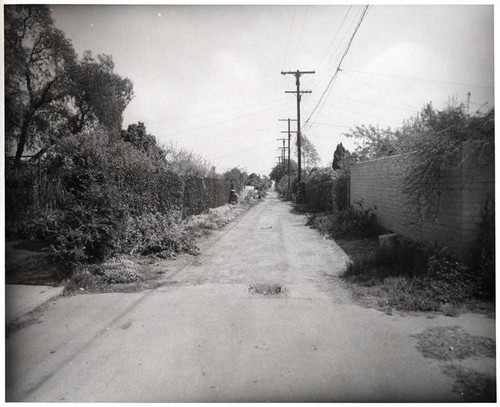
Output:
left=279, top=118, right=297, bottom=200
left=276, top=138, right=287, bottom=163
left=281, top=70, right=314, bottom=202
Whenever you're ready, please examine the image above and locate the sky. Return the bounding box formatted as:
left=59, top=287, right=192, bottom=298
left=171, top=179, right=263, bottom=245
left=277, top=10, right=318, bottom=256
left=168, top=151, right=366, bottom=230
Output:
left=28, top=3, right=495, bottom=176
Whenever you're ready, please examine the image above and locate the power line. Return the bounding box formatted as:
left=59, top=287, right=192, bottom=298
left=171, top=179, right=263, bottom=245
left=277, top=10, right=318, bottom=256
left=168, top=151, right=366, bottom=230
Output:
left=165, top=101, right=292, bottom=139
left=340, top=69, right=419, bottom=110
left=335, top=95, right=415, bottom=112
left=306, top=121, right=351, bottom=129
left=282, top=6, right=297, bottom=67
left=290, top=6, right=310, bottom=63
left=321, top=103, right=402, bottom=126
left=342, top=69, right=494, bottom=89
left=314, top=5, right=353, bottom=73
left=311, top=5, right=362, bottom=88
left=175, top=126, right=282, bottom=143
left=149, top=96, right=286, bottom=126
left=304, top=5, right=369, bottom=129
left=214, top=139, right=276, bottom=161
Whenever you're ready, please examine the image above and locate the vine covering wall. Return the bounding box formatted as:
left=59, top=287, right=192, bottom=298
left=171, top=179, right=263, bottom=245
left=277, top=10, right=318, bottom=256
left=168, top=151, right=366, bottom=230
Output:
left=350, top=144, right=494, bottom=259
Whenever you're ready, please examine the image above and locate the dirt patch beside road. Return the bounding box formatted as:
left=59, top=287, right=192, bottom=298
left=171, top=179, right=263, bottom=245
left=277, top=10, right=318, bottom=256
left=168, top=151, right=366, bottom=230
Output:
left=5, top=240, right=59, bottom=286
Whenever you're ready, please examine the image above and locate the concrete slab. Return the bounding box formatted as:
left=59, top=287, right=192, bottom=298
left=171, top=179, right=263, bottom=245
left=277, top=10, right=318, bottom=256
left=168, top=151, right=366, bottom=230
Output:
left=6, top=285, right=65, bottom=323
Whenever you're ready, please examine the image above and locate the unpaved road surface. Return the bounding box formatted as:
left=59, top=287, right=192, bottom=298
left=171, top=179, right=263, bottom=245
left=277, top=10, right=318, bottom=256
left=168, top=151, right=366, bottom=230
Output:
left=6, top=193, right=495, bottom=402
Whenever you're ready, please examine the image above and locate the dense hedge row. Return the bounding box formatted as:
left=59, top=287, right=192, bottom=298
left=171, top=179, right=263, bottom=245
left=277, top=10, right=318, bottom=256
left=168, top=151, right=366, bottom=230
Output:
left=182, top=176, right=230, bottom=216
left=5, top=131, right=231, bottom=273
left=6, top=166, right=230, bottom=234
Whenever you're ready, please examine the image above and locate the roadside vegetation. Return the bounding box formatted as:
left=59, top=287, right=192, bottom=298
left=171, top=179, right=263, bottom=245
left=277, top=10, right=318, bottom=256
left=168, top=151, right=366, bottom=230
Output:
left=272, top=102, right=494, bottom=316
left=63, top=200, right=257, bottom=293
left=4, top=5, right=270, bottom=290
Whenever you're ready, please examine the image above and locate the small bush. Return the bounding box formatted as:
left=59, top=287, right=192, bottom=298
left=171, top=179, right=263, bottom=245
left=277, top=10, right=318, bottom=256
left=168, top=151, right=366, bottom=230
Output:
left=121, top=211, right=198, bottom=258
left=307, top=202, right=383, bottom=239
left=332, top=169, right=349, bottom=211
left=68, top=257, right=142, bottom=291
left=92, top=257, right=142, bottom=284
left=341, top=242, right=484, bottom=312
left=304, top=168, right=334, bottom=212
left=470, top=199, right=495, bottom=299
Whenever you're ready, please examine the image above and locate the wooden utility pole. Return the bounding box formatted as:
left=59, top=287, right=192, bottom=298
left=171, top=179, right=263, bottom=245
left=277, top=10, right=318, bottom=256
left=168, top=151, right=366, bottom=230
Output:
left=281, top=70, right=314, bottom=202
left=276, top=138, right=287, bottom=164
left=280, top=118, right=297, bottom=200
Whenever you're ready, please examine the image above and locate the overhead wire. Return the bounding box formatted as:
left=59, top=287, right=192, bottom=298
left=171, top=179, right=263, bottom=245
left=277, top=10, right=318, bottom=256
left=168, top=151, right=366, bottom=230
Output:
left=148, top=95, right=286, bottom=127
left=314, top=5, right=353, bottom=74
left=311, top=5, right=362, bottom=88
left=282, top=6, right=297, bottom=69
left=304, top=5, right=370, bottom=130
left=289, top=6, right=310, bottom=64
left=342, top=69, right=494, bottom=89
left=165, top=100, right=293, bottom=140
left=339, top=69, right=419, bottom=110
left=214, top=139, right=276, bottom=161
left=335, top=95, right=415, bottom=112
left=321, top=102, right=402, bottom=126
left=304, top=121, right=351, bottom=129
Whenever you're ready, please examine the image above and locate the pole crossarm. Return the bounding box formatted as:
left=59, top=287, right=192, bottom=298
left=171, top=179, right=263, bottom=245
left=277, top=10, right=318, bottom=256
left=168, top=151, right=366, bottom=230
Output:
left=281, top=71, right=315, bottom=75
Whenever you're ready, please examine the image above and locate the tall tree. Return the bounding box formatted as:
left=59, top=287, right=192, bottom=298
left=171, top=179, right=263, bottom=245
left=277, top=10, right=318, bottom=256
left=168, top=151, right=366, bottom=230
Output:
left=5, top=5, right=77, bottom=167
left=121, top=121, right=165, bottom=162
left=300, top=134, right=320, bottom=169
left=332, top=143, right=354, bottom=170
left=223, top=167, right=248, bottom=192
left=343, top=124, right=399, bottom=162
left=269, top=160, right=298, bottom=184
left=70, top=51, right=134, bottom=138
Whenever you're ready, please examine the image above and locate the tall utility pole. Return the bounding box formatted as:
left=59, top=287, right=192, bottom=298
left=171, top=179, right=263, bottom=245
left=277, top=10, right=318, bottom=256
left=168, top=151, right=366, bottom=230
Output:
left=281, top=70, right=314, bottom=202
left=280, top=118, right=297, bottom=200
left=276, top=138, right=287, bottom=163
left=278, top=146, right=286, bottom=165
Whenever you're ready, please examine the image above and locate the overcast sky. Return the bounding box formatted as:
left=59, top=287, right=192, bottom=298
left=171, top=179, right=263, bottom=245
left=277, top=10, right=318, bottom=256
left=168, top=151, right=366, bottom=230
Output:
left=45, top=3, right=494, bottom=176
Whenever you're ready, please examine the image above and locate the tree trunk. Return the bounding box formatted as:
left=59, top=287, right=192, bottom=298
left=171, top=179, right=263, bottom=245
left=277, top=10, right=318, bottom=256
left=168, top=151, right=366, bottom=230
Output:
left=13, top=111, right=33, bottom=169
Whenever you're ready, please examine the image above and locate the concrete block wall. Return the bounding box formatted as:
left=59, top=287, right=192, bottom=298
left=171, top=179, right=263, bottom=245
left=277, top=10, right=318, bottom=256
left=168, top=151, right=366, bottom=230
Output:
left=350, top=146, right=494, bottom=259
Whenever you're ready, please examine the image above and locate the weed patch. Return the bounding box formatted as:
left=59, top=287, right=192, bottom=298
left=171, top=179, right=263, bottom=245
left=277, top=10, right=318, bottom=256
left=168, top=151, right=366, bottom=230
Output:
left=341, top=242, right=489, bottom=314
left=61, top=201, right=256, bottom=293
left=307, top=202, right=384, bottom=239
left=413, top=326, right=495, bottom=361
left=442, top=365, right=496, bottom=402
left=65, top=256, right=143, bottom=292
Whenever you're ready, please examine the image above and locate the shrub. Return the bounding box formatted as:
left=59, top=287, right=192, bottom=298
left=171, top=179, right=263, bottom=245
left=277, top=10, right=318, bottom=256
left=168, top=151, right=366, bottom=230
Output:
left=470, top=199, right=495, bottom=299
left=6, top=127, right=232, bottom=278
left=341, top=242, right=483, bottom=312
left=304, top=168, right=334, bottom=212
left=308, top=201, right=383, bottom=239
left=332, top=169, right=349, bottom=211
left=121, top=211, right=198, bottom=258
left=68, top=257, right=142, bottom=290
left=425, top=248, right=479, bottom=304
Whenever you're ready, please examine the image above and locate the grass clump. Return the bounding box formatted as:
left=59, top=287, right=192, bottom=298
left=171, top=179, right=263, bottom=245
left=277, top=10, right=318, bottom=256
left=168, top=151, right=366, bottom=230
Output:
left=66, top=256, right=143, bottom=292
left=442, top=365, right=496, bottom=402
left=413, top=326, right=495, bottom=361
left=307, top=202, right=384, bottom=239
left=341, top=241, right=485, bottom=313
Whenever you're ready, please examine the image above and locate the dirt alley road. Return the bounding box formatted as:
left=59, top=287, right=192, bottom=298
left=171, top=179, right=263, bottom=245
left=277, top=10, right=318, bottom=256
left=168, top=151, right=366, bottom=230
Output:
left=6, top=192, right=495, bottom=402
